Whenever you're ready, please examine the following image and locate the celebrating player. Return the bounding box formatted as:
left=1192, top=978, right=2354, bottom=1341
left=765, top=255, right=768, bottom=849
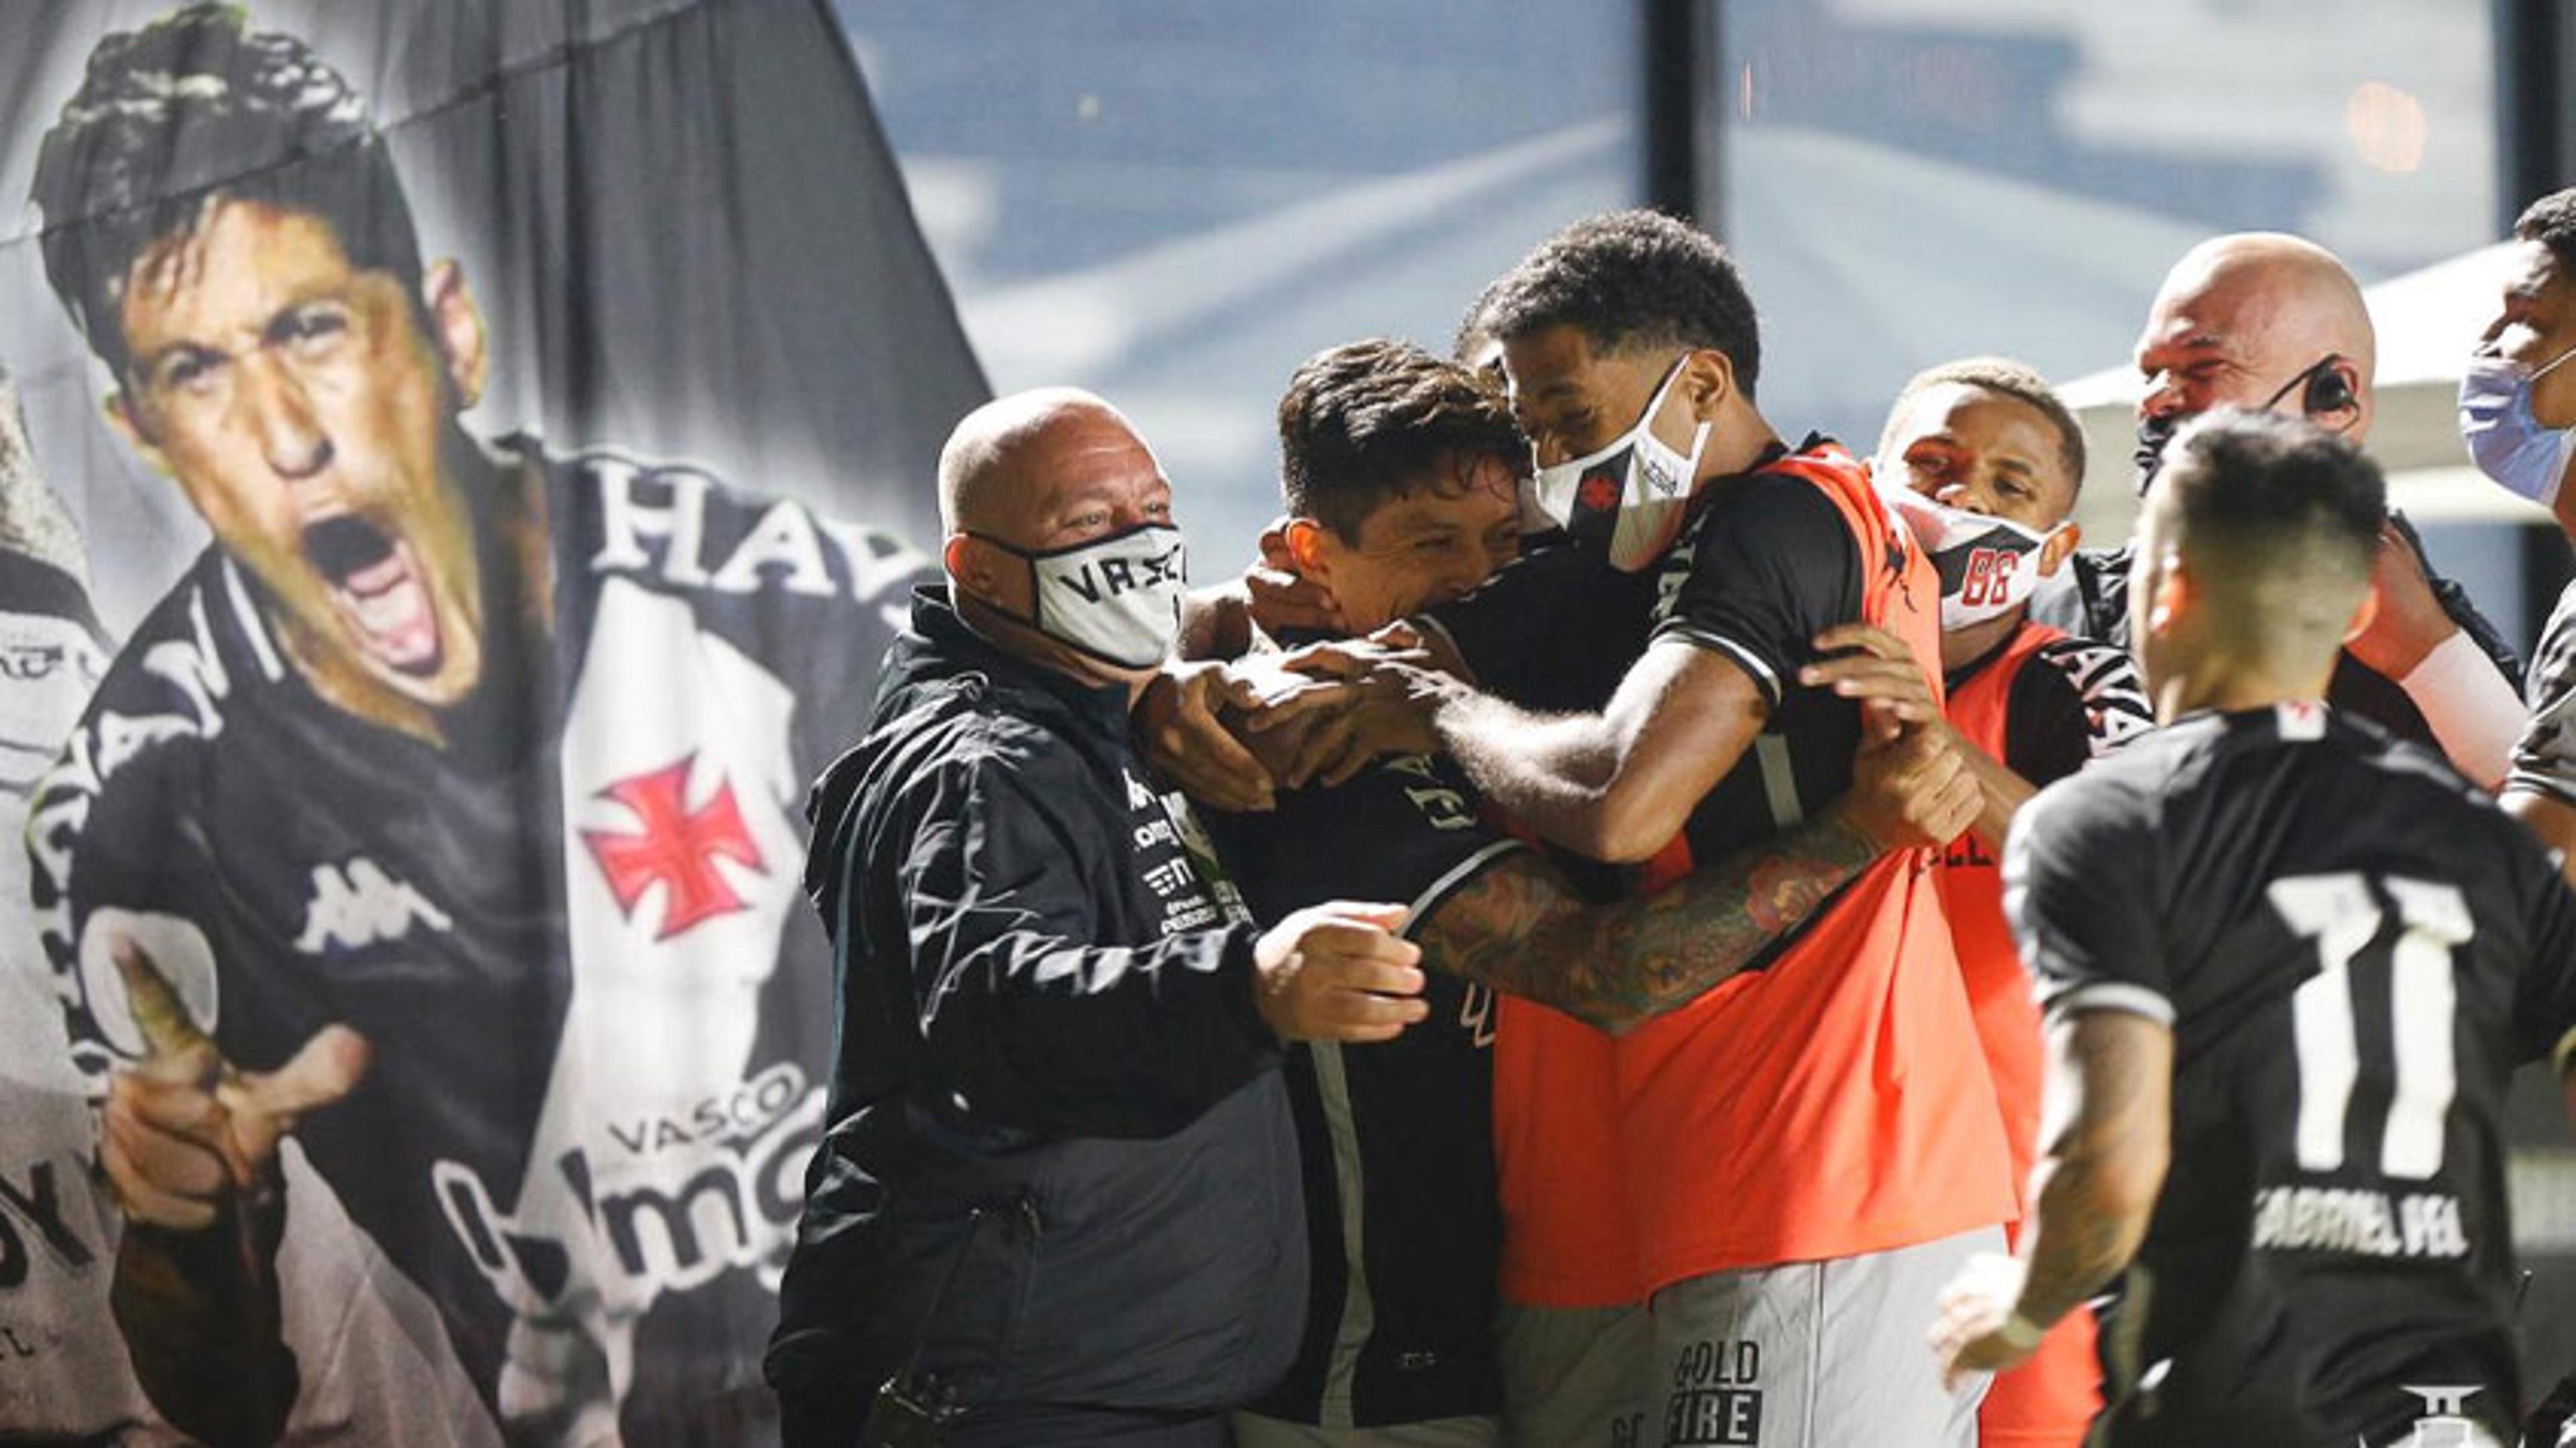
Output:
left=1935, top=411, right=2576, bottom=1445
left=1265, top=212, right=2014, bottom=1447
left=1820, top=358, right=2151, bottom=1447
left=1212, top=339, right=1981, bottom=1446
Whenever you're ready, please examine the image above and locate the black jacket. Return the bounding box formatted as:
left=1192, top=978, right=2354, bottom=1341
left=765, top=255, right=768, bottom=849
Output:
left=766, top=588, right=1304, bottom=1418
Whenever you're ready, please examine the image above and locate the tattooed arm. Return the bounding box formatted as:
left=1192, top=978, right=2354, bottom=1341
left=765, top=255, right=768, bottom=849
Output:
left=1415, top=809, right=1873, bottom=1035
left=1933, top=1009, right=2174, bottom=1384
left=1413, top=718, right=1982, bottom=1035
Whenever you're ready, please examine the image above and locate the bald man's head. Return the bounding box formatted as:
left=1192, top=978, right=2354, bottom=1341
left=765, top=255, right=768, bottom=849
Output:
left=937, top=387, right=1150, bottom=537
left=935, top=388, right=1181, bottom=680
left=2134, top=231, right=2375, bottom=447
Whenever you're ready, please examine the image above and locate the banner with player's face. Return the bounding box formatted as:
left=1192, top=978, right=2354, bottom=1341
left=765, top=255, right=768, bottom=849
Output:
left=0, top=3, right=983, bottom=1440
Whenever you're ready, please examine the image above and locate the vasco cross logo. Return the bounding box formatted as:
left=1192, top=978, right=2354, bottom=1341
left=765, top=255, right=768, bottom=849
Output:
left=582, top=754, right=767, bottom=940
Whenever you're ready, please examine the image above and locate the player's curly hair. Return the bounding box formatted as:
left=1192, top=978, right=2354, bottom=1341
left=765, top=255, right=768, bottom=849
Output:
left=2515, top=187, right=2576, bottom=278
left=31, top=3, right=423, bottom=379
left=1278, top=338, right=1526, bottom=544
left=1451, top=276, right=1506, bottom=371
left=1474, top=210, right=1762, bottom=398
left=1883, top=356, right=2088, bottom=490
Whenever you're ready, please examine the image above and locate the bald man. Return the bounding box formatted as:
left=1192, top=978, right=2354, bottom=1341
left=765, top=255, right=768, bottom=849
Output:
left=2031, top=233, right=2524, bottom=784
left=769, top=390, right=1430, bottom=1447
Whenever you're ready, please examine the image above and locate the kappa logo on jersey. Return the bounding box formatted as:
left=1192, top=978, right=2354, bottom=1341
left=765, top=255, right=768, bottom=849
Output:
left=1051, top=541, right=1183, bottom=604
left=295, top=858, right=456, bottom=953
left=581, top=754, right=767, bottom=940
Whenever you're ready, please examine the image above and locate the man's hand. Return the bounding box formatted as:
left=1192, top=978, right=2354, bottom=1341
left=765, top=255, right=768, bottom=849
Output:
left=2347, top=518, right=2455, bottom=680
left=1801, top=622, right=1943, bottom=743
left=1248, top=635, right=1456, bottom=788
left=1252, top=901, right=1428, bottom=1043
left=1844, top=721, right=1981, bottom=851
left=1807, top=621, right=2040, bottom=845
left=1242, top=519, right=1345, bottom=636
left=1136, top=660, right=1275, bottom=813
left=103, top=932, right=370, bottom=1231
left=1929, top=1251, right=2040, bottom=1391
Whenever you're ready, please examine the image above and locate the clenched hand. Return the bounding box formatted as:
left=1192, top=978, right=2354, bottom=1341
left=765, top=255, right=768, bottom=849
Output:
left=103, top=931, right=370, bottom=1231
left=1252, top=902, right=1428, bottom=1043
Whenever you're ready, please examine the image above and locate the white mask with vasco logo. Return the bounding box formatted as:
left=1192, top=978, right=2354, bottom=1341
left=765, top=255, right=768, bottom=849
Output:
left=975, top=523, right=1187, bottom=668
left=1526, top=355, right=1711, bottom=573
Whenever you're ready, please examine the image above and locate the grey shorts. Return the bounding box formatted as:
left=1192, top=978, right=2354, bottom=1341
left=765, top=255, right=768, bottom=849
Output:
left=1495, top=1300, right=1655, bottom=1448
left=1649, top=1227, right=2003, bottom=1448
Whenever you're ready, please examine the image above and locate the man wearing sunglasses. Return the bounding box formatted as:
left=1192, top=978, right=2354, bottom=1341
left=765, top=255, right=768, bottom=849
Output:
left=2030, top=232, right=2524, bottom=786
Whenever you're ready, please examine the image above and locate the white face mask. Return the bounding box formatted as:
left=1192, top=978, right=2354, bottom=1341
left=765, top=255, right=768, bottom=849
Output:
left=1526, top=356, right=1711, bottom=572
left=973, top=522, right=1187, bottom=669
left=1879, top=484, right=2061, bottom=631
left=2458, top=344, right=2576, bottom=506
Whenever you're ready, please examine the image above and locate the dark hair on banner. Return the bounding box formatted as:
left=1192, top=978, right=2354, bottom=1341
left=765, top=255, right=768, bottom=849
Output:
left=2161, top=409, right=2384, bottom=587
left=1885, top=355, right=2088, bottom=489
left=1278, top=338, right=1527, bottom=545
left=31, top=3, right=425, bottom=379
left=2515, top=187, right=2576, bottom=279
left=1477, top=209, right=1762, bottom=398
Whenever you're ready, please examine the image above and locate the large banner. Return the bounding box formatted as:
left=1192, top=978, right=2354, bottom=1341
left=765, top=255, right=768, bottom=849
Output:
left=0, top=2, right=985, bottom=1441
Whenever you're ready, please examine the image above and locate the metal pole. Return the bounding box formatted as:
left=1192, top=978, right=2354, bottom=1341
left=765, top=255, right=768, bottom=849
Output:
left=1642, top=0, right=1706, bottom=222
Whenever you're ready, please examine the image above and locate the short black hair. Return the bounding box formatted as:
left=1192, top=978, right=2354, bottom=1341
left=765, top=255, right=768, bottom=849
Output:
left=2159, top=409, right=2383, bottom=590
left=32, top=4, right=424, bottom=380
left=1452, top=276, right=1506, bottom=370
left=1278, top=338, right=1525, bottom=544
left=1476, top=209, right=1761, bottom=397
left=2515, top=187, right=2576, bottom=278
left=1883, top=356, right=2086, bottom=490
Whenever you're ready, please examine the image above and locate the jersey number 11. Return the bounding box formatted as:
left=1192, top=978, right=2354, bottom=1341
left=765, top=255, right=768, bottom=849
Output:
left=2267, top=872, right=2469, bottom=1182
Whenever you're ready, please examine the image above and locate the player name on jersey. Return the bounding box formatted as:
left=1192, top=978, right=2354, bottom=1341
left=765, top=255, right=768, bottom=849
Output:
left=2249, top=1185, right=2469, bottom=1259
